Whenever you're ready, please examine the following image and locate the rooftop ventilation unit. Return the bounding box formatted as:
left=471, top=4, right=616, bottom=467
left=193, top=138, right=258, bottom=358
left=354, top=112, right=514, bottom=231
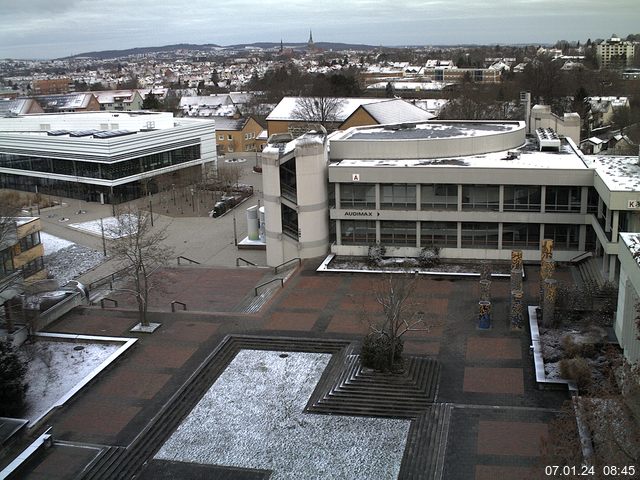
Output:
left=384, top=122, right=416, bottom=131
left=535, top=127, right=561, bottom=151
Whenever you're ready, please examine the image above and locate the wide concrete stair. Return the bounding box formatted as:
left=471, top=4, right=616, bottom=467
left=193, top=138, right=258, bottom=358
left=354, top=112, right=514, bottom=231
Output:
left=398, top=403, right=452, bottom=480
left=577, top=257, right=605, bottom=288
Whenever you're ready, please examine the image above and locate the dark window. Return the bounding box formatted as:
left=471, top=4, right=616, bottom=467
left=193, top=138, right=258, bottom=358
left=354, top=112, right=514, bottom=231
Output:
left=421, top=184, right=458, bottom=210
left=461, top=185, right=499, bottom=211
left=587, top=187, right=599, bottom=214
left=341, top=220, right=376, bottom=245
left=461, top=223, right=499, bottom=248
left=340, top=183, right=376, bottom=209
left=19, top=231, right=41, bottom=252
left=545, top=186, right=581, bottom=212
left=21, top=256, right=44, bottom=277
left=279, top=157, right=297, bottom=203
left=502, top=223, right=540, bottom=248
left=420, top=221, right=457, bottom=247
left=503, top=186, right=541, bottom=212
left=281, top=204, right=298, bottom=240
left=0, top=247, right=14, bottom=276
left=380, top=184, right=416, bottom=210
left=380, top=221, right=416, bottom=246
left=544, top=224, right=580, bottom=250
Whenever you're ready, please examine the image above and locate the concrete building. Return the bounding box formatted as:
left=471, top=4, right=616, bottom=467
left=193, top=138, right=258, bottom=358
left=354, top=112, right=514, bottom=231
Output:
left=0, top=111, right=216, bottom=204
left=262, top=119, right=640, bottom=361
left=596, top=35, right=636, bottom=69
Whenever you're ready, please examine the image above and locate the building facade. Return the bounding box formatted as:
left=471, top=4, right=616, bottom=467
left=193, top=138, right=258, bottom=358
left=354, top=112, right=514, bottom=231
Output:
left=0, top=112, right=216, bottom=204
left=596, top=35, right=637, bottom=69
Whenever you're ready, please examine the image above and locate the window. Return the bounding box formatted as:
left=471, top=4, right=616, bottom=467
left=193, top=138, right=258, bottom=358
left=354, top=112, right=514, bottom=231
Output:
left=420, top=222, right=457, bottom=247
left=218, top=135, right=224, bottom=141
left=544, top=224, right=579, bottom=250
left=19, top=231, right=41, bottom=251
left=340, top=183, right=375, bottom=209
left=462, top=185, right=499, bottom=211
left=545, top=186, right=581, bottom=212
left=21, top=256, right=44, bottom=277
left=461, top=223, right=499, bottom=248
left=341, top=220, right=376, bottom=245
left=421, top=184, right=457, bottom=210
left=228, top=134, right=233, bottom=141
left=380, top=221, right=416, bottom=246
left=587, top=187, right=599, bottom=214
left=503, top=186, right=541, bottom=211
left=281, top=204, right=298, bottom=239
left=502, top=223, right=540, bottom=248
left=227, top=145, right=234, bottom=152
left=380, top=184, right=416, bottom=210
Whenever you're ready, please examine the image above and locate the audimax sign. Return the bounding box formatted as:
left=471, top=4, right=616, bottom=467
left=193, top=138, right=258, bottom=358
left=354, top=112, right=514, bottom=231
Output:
left=343, top=211, right=380, bottom=217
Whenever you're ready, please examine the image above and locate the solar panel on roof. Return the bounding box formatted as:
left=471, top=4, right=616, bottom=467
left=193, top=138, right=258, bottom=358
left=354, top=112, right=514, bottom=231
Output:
left=92, top=130, right=136, bottom=139
left=47, top=130, right=70, bottom=136
left=69, top=130, right=100, bottom=137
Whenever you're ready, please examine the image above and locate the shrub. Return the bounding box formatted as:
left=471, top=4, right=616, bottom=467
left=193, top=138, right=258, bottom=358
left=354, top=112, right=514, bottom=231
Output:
left=367, top=244, right=386, bottom=267
left=418, top=246, right=440, bottom=268
left=0, top=341, right=28, bottom=417
left=559, top=356, right=593, bottom=390
left=361, top=332, right=403, bottom=371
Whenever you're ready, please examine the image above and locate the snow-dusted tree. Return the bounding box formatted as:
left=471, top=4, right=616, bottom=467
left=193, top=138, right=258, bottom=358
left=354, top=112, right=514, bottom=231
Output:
left=362, top=273, right=435, bottom=371
left=0, top=192, right=24, bottom=333
left=291, top=96, right=345, bottom=131
left=0, top=340, right=28, bottom=416
left=108, top=206, right=174, bottom=326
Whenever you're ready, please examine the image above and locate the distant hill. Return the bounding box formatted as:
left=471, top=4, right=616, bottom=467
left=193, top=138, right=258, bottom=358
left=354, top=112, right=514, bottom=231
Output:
left=62, top=43, right=223, bottom=60
left=62, top=41, right=379, bottom=59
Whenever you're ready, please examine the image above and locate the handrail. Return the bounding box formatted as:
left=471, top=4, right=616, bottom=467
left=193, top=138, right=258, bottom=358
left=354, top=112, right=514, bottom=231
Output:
left=236, top=257, right=257, bottom=267
left=177, top=256, right=200, bottom=265
left=569, top=251, right=593, bottom=263
left=254, top=278, right=283, bottom=296
left=171, top=300, right=187, bottom=312
left=88, top=266, right=130, bottom=291
left=274, top=257, right=301, bottom=274
left=100, top=298, right=118, bottom=308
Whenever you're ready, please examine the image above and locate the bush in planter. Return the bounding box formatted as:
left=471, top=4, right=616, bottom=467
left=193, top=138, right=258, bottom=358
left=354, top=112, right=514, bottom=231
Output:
left=418, top=246, right=440, bottom=268
left=367, top=244, right=387, bottom=267
left=559, top=356, right=593, bottom=390
left=361, top=332, right=403, bottom=371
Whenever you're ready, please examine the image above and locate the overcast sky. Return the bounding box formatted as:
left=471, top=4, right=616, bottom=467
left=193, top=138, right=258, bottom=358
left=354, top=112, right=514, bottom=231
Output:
left=1, top=0, right=639, bottom=59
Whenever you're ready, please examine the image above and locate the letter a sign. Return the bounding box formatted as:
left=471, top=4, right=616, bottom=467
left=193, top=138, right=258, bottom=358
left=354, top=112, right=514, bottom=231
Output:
left=352, top=173, right=360, bottom=182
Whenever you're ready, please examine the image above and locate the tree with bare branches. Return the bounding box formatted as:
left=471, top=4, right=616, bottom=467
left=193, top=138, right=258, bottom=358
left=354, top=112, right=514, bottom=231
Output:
left=361, top=272, right=433, bottom=371
left=1, top=192, right=25, bottom=333
left=291, top=96, right=345, bottom=131
left=107, top=206, right=174, bottom=327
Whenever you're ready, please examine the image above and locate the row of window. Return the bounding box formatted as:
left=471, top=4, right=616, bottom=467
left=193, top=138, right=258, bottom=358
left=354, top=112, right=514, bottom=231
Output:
left=0, top=145, right=200, bottom=181
left=21, top=256, right=45, bottom=278
left=340, top=220, right=583, bottom=250
left=338, top=184, right=594, bottom=213
left=18, top=231, right=41, bottom=253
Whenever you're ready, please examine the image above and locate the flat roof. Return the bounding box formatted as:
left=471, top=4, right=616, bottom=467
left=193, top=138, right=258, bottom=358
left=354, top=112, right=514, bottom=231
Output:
left=584, top=155, right=640, bottom=192
left=341, top=121, right=522, bottom=141
left=332, top=138, right=589, bottom=170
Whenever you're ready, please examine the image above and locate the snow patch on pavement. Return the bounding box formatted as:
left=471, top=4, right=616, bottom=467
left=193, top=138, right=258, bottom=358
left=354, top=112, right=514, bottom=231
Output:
left=20, top=340, right=120, bottom=423
left=40, top=232, right=74, bottom=255
left=155, top=350, right=410, bottom=479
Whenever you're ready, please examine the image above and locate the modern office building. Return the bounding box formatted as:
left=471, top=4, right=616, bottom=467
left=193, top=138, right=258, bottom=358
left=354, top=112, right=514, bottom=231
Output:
left=0, top=111, right=216, bottom=203
left=262, top=120, right=640, bottom=279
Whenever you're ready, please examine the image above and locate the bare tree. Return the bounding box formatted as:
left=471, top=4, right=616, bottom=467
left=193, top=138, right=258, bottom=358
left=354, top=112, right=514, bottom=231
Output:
left=362, top=272, right=435, bottom=371
left=107, top=206, right=174, bottom=326
left=291, top=96, right=345, bottom=131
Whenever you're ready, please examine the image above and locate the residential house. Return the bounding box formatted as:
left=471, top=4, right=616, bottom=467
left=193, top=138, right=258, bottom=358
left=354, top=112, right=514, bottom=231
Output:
left=0, top=98, right=44, bottom=115
left=92, top=90, right=144, bottom=111
left=32, top=93, right=100, bottom=113
left=213, top=116, right=265, bottom=155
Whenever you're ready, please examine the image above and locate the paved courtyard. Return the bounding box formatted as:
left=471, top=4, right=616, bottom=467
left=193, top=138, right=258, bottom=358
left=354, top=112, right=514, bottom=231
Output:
left=5, top=260, right=570, bottom=479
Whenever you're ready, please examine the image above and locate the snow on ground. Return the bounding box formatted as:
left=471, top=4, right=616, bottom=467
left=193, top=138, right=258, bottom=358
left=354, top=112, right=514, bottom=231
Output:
left=68, top=215, right=136, bottom=239
left=155, top=350, right=410, bottom=479
left=40, top=232, right=74, bottom=255
left=45, top=244, right=105, bottom=285
left=20, top=340, right=120, bottom=423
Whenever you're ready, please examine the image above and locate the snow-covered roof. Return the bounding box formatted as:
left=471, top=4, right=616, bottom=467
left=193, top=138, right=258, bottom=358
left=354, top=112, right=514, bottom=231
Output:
left=583, top=155, right=640, bottom=192
left=0, top=98, right=34, bottom=115
left=92, top=90, right=139, bottom=104
left=620, top=233, right=640, bottom=267
left=358, top=99, right=435, bottom=124
left=366, top=82, right=450, bottom=91
left=212, top=116, right=247, bottom=131
left=33, top=93, right=95, bottom=110
left=266, top=97, right=394, bottom=122
left=333, top=138, right=588, bottom=170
